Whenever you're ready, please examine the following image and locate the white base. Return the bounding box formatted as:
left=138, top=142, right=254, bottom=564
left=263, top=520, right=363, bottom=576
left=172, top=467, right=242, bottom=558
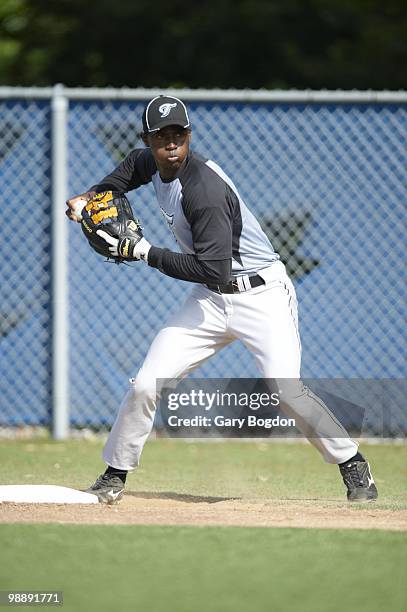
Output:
left=0, top=485, right=99, bottom=504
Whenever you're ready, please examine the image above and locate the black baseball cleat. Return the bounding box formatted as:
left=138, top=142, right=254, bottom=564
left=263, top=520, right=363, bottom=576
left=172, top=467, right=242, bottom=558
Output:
left=339, top=460, right=378, bottom=502
left=85, top=474, right=125, bottom=504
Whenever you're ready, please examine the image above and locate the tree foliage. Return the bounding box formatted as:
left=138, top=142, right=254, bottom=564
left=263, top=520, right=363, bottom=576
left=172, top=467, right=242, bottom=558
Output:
left=1, top=0, right=406, bottom=88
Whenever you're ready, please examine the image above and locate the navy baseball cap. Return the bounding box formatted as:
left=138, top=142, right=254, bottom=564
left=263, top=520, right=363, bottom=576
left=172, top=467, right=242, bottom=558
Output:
left=142, top=95, right=190, bottom=133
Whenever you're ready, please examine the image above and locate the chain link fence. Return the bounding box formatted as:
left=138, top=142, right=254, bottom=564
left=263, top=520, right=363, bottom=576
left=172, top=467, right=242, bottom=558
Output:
left=0, top=88, right=406, bottom=436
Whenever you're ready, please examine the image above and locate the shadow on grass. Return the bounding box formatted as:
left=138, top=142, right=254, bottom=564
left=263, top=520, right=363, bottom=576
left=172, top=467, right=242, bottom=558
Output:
left=126, top=491, right=242, bottom=504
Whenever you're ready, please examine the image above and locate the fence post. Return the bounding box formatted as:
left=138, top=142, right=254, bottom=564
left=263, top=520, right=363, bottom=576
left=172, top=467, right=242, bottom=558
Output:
left=51, top=84, right=69, bottom=439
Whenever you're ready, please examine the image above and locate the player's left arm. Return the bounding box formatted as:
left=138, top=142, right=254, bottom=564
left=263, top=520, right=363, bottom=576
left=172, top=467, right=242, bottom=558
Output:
left=89, top=196, right=233, bottom=283
left=94, top=172, right=234, bottom=284
left=147, top=250, right=232, bottom=284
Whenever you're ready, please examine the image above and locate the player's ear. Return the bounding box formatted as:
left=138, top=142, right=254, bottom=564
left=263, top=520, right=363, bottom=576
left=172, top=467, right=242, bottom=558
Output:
left=141, top=133, right=149, bottom=147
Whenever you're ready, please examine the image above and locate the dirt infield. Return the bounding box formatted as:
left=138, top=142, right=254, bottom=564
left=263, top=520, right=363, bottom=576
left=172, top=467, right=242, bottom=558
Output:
left=1, top=492, right=406, bottom=530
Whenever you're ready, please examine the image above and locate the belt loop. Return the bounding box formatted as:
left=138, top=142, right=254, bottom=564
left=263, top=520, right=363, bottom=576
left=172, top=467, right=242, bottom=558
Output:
left=243, top=275, right=252, bottom=291
left=236, top=276, right=246, bottom=292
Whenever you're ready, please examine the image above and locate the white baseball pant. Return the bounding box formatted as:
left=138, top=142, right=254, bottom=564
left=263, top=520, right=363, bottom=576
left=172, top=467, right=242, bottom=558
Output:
left=103, top=261, right=358, bottom=470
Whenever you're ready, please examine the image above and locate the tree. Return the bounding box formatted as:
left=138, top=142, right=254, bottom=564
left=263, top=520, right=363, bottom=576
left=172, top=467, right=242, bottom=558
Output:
left=1, top=0, right=406, bottom=89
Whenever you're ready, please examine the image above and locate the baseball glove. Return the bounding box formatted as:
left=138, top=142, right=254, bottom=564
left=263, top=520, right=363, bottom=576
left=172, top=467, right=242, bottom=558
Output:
left=80, top=191, right=143, bottom=263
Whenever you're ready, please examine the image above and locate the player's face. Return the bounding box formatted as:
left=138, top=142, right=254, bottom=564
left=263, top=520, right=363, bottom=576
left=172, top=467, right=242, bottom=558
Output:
left=143, top=126, right=191, bottom=180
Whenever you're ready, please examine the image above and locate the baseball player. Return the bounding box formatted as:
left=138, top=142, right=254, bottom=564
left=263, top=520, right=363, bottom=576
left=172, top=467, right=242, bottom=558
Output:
left=66, top=95, right=378, bottom=504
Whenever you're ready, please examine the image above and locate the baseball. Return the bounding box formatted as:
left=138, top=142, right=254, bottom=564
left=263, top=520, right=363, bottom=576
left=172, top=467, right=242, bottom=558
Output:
left=71, top=198, right=87, bottom=220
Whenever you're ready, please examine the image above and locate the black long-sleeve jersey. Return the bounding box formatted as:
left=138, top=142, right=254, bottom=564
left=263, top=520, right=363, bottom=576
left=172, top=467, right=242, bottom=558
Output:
left=91, top=148, right=278, bottom=284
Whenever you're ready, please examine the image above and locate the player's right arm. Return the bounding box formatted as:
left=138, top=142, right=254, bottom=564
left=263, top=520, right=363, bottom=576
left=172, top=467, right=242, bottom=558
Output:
left=65, top=148, right=156, bottom=222
left=65, top=190, right=97, bottom=222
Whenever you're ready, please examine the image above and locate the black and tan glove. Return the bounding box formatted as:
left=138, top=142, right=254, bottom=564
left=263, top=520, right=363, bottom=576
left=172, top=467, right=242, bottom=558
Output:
left=79, top=191, right=151, bottom=263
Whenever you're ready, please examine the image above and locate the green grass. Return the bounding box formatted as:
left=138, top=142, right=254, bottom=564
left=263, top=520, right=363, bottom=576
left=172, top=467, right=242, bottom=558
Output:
left=0, top=438, right=406, bottom=508
left=0, top=439, right=406, bottom=612
left=0, top=524, right=406, bottom=612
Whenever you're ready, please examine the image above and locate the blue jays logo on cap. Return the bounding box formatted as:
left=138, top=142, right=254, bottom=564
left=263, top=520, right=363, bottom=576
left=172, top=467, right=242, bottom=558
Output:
left=158, top=102, right=177, bottom=118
